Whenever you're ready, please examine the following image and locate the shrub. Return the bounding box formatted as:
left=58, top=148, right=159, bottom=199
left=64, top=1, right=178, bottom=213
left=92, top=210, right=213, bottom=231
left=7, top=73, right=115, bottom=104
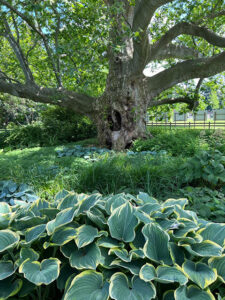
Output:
left=178, top=186, right=225, bottom=223
left=3, top=106, right=97, bottom=149
left=180, top=150, right=225, bottom=187
left=4, top=123, right=49, bottom=148
left=0, top=191, right=224, bottom=299
left=133, top=129, right=208, bottom=157
left=40, top=106, right=97, bottom=144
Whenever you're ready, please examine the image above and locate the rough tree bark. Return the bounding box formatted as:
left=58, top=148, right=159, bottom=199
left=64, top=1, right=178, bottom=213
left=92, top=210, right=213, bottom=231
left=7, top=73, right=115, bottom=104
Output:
left=0, top=0, right=225, bottom=149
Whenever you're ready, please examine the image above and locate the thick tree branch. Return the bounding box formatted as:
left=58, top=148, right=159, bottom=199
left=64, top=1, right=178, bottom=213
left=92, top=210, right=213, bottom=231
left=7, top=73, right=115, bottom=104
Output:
left=131, top=0, right=174, bottom=74
left=2, top=17, right=34, bottom=83
left=133, top=0, right=173, bottom=32
left=151, top=22, right=225, bottom=61
left=0, top=78, right=96, bottom=115
left=149, top=96, right=195, bottom=108
left=146, top=51, right=225, bottom=98
left=152, top=44, right=201, bottom=60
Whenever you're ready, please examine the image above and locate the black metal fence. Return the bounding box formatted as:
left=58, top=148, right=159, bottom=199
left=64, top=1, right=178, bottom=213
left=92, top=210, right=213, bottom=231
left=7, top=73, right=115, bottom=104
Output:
left=147, top=121, right=225, bottom=130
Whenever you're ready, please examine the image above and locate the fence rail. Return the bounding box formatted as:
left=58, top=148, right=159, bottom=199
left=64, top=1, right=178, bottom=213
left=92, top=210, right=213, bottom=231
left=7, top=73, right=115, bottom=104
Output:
left=147, top=121, right=225, bottom=130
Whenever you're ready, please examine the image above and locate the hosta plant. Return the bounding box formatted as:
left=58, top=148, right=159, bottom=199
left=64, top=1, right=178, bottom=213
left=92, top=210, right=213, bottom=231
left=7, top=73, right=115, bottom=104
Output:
left=0, top=190, right=224, bottom=299
left=0, top=180, right=39, bottom=205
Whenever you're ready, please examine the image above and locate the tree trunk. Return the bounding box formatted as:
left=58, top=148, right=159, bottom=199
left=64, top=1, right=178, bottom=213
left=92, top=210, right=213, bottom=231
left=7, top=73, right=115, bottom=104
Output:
left=94, top=75, right=149, bottom=150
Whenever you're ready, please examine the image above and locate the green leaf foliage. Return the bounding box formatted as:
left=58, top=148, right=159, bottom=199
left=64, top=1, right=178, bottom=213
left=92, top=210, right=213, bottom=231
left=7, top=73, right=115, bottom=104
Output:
left=0, top=190, right=224, bottom=299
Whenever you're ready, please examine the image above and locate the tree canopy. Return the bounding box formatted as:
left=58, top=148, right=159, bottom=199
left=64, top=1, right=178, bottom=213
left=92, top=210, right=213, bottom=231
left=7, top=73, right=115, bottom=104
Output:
left=0, top=0, right=224, bottom=148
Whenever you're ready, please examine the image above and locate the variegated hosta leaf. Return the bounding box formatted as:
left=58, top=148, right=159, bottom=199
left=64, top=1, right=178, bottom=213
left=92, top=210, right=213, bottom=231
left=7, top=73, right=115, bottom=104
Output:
left=109, top=248, right=131, bottom=262
left=109, top=273, right=156, bottom=300
left=163, top=198, right=188, bottom=209
left=182, top=260, right=217, bottom=289
left=134, top=209, right=152, bottom=224
left=136, top=192, right=158, bottom=205
left=97, top=236, right=124, bottom=248
left=61, top=241, right=101, bottom=270
left=16, top=248, right=39, bottom=267
left=24, top=224, right=46, bottom=244
left=99, top=247, right=115, bottom=269
left=75, top=225, right=107, bottom=248
left=12, top=216, right=47, bottom=231
left=139, top=263, right=156, bottom=282
left=57, top=193, right=78, bottom=210
left=76, top=193, right=101, bottom=215
left=198, top=223, right=225, bottom=247
left=0, top=213, right=12, bottom=230
left=108, top=202, right=138, bottom=242
left=142, top=223, right=172, bottom=265
left=0, top=229, right=20, bottom=252
left=44, top=226, right=77, bottom=249
left=0, top=203, right=11, bottom=214
left=0, top=261, right=16, bottom=280
left=55, top=189, right=70, bottom=202
left=87, top=207, right=107, bottom=229
left=57, top=264, right=77, bottom=292
left=175, top=285, right=215, bottom=300
left=179, top=240, right=223, bottom=257
left=0, top=278, right=22, bottom=299
left=172, top=219, right=199, bottom=239
left=169, top=242, right=185, bottom=266
left=136, top=203, right=161, bottom=215
left=156, top=265, right=188, bottom=285
left=105, top=194, right=127, bottom=215
left=174, top=206, right=198, bottom=222
left=110, top=259, right=144, bottom=275
left=46, top=207, right=76, bottom=235
left=64, top=270, right=109, bottom=300
left=209, top=255, right=225, bottom=283
left=19, top=258, right=61, bottom=285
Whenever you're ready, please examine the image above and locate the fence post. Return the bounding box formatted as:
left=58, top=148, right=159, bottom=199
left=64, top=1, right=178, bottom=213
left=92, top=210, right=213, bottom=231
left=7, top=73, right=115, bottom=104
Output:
left=170, top=122, right=171, bottom=130
left=209, top=122, right=210, bottom=130
left=189, top=122, right=191, bottom=128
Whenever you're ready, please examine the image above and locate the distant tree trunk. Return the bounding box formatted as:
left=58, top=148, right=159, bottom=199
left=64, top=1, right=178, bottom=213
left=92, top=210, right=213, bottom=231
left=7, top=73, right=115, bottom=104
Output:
left=94, top=72, right=149, bottom=150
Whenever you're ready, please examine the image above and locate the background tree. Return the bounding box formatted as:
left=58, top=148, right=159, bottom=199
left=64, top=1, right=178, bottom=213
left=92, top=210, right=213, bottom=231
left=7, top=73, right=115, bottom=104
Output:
left=0, top=0, right=224, bottom=149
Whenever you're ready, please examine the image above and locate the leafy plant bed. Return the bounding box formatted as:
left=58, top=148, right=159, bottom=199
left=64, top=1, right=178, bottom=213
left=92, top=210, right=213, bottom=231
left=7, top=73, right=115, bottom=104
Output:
left=0, top=180, right=38, bottom=205
left=56, top=145, right=167, bottom=161
left=0, top=190, right=224, bottom=299
left=179, top=186, right=225, bottom=223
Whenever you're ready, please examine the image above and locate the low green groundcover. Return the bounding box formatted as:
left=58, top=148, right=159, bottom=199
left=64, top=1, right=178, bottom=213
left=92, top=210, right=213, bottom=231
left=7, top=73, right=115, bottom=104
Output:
left=0, top=190, right=224, bottom=299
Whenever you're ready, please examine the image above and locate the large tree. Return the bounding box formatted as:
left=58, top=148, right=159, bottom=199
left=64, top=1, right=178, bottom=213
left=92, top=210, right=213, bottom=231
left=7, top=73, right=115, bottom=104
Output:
left=0, top=0, right=224, bottom=149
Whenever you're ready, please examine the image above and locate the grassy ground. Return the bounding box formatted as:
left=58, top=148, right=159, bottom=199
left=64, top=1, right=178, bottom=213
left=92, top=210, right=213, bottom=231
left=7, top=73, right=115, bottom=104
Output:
left=1, top=128, right=225, bottom=201
left=0, top=138, right=98, bottom=198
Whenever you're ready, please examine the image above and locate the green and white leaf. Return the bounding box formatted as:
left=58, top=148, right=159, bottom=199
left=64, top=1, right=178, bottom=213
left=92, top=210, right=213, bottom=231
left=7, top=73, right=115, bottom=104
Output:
left=19, top=258, right=61, bottom=285
left=142, top=223, right=172, bottom=265
left=175, top=285, right=215, bottom=300
left=25, top=224, right=46, bottom=244
left=156, top=265, right=188, bottom=285
left=64, top=270, right=109, bottom=300
left=0, top=230, right=19, bottom=252
left=108, top=202, right=138, bottom=242
left=109, top=273, right=156, bottom=300
left=182, top=260, right=217, bottom=289
left=75, top=225, right=106, bottom=248
left=209, top=255, right=225, bottom=283
left=139, top=263, right=156, bottom=282
left=46, top=207, right=76, bottom=235
left=0, top=261, right=16, bottom=280
left=0, top=278, right=22, bottom=300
